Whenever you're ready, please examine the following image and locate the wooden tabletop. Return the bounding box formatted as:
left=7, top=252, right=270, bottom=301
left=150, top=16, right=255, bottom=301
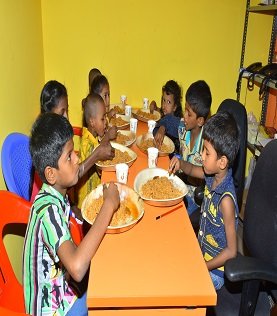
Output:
left=86, top=121, right=216, bottom=313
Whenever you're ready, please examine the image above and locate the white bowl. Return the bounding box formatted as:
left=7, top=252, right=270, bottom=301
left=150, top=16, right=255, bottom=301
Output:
left=136, top=133, right=175, bottom=156
left=81, top=182, right=144, bottom=233
left=132, top=109, right=161, bottom=122
left=133, top=168, right=188, bottom=207
left=95, top=142, right=137, bottom=171
left=109, top=114, right=130, bottom=130
left=114, top=130, right=136, bottom=147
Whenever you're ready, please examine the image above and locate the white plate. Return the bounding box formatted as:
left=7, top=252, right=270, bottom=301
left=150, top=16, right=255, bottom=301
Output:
left=95, top=142, right=137, bottom=171
left=136, top=133, right=175, bottom=156
left=109, top=114, right=130, bottom=130
left=110, top=103, right=125, bottom=115
left=132, top=109, right=161, bottom=122
left=133, top=168, right=188, bottom=207
left=81, top=182, right=144, bottom=233
left=114, top=130, right=136, bottom=147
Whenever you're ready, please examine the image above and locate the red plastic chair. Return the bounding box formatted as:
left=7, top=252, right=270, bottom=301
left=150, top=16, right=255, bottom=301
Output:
left=0, top=306, right=30, bottom=315
left=0, top=191, right=31, bottom=313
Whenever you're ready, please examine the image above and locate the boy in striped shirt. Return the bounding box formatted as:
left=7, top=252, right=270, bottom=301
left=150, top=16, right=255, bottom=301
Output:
left=23, top=113, right=119, bottom=316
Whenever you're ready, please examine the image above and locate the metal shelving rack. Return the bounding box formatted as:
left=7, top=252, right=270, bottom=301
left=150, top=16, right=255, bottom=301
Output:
left=237, top=2, right=277, bottom=125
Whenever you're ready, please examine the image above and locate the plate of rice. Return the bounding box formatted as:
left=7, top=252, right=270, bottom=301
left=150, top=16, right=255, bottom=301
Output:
left=132, top=109, right=161, bottom=122
left=136, top=133, right=175, bottom=156
left=114, top=130, right=136, bottom=147
left=110, top=103, right=125, bottom=115
left=134, top=168, right=188, bottom=207
left=96, top=142, right=137, bottom=171
left=81, top=182, right=144, bottom=233
left=109, top=114, right=130, bottom=130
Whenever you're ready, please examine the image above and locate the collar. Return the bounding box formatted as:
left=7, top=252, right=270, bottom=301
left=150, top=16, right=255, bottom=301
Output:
left=205, top=168, right=233, bottom=195
left=40, top=183, right=69, bottom=206
left=184, top=127, right=203, bottom=153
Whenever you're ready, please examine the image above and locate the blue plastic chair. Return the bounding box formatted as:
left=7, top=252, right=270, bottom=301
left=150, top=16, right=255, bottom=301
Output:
left=1, top=133, right=34, bottom=201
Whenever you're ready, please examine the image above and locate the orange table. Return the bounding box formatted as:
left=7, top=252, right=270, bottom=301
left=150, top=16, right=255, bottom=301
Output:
left=87, top=121, right=216, bottom=315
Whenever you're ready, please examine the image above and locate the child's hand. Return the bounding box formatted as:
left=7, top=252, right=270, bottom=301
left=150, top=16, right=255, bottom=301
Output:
left=106, top=126, right=117, bottom=141
left=169, top=156, right=181, bottom=174
left=96, top=142, right=115, bottom=161
left=103, top=182, right=120, bottom=212
left=154, top=126, right=165, bottom=149
left=149, top=100, right=157, bottom=114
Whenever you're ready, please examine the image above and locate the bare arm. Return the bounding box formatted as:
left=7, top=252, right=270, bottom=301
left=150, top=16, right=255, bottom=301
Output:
left=78, top=142, right=115, bottom=178
left=57, top=183, right=120, bottom=282
left=154, top=126, right=165, bottom=148
left=206, top=196, right=237, bottom=271
left=169, top=156, right=205, bottom=179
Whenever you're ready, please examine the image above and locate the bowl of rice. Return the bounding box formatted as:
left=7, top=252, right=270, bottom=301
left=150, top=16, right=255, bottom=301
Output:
left=114, top=130, right=136, bottom=147
left=136, top=133, right=175, bottom=156
left=109, top=114, right=130, bottom=130
left=132, top=109, right=161, bottom=122
left=81, top=182, right=144, bottom=233
left=95, top=142, right=137, bottom=171
left=133, top=168, right=188, bottom=207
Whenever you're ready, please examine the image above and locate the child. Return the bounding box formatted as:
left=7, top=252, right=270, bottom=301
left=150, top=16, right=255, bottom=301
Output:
left=23, top=113, right=120, bottom=315
left=40, top=80, right=69, bottom=118
left=169, top=111, right=239, bottom=290
left=90, top=74, right=116, bottom=120
left=152, top=80, right=183, bottom=152
left=178, top=80, right=212, bottom=215
left=77, top=93, right=117, bottom=208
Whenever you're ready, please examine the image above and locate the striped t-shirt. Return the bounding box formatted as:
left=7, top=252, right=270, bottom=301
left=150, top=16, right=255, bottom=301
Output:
left=23, top=183, right=77, bottom=315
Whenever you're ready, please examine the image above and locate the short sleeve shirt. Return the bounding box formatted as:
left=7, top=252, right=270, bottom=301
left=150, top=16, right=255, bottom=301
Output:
left=23, top=184, right=77, bottom=316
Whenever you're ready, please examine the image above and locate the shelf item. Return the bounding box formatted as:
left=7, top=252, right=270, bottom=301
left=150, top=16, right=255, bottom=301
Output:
left=242, top=70, right=277, bottom=90
left=249, top=5, right=277, bottom=15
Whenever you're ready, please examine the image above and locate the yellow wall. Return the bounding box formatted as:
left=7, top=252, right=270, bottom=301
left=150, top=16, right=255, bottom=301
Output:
left=40, top=0, right=271, bottom=127
left=0, top=1, right=44, bottom=281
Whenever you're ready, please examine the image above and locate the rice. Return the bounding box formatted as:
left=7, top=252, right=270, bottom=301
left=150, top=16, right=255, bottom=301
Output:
left=98, top=148, right=132, bottom=166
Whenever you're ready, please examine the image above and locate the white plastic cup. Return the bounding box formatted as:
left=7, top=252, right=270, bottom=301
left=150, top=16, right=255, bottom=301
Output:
left=143, top=97, right=149, bottom=110
left=115, top=163, right=129, bottom=184
left=125, top=105, right=132, bottom=117
left=148, top=120, right=156, bottom=134
left=120, top=95, right=127, bottom=106
left=147, top=147, right=159, bottom=168
left=130, top=118, right=138, bottom=134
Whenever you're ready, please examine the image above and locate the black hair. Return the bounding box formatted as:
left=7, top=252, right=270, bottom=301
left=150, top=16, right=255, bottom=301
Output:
left=88, top=68, right=101, bottom=88
left=40, top=80, right=68, bottom=113
left=82, top=93, right=105, bottom=126
left=203, top=111, right=240, bottom=167
left=162, top=80, right=183, bottom=118
left=30, top=113, right=73, bottom=183
left=185, top=80, right=211, bottom=119
left=90, top=74, right=109, bottom=95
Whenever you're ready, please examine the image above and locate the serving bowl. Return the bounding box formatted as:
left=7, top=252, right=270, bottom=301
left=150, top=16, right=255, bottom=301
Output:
left=132, top=109, right=161, bottom=122
left=81, top=182, right=144, bottom=233
left=109, top=114, right=130, bottom=130
left=114, top=130, right=136, bottom=147
left=95, top=142, right=137, bottom=171
left=136, top=133, right=175, bottom=156
left=133, top=168, right=188, bottom=207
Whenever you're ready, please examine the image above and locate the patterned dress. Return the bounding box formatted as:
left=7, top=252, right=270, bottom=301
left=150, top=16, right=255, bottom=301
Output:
left=77, top=127, right=101, bottom=208
left=23, top=184, right=77, bottom=315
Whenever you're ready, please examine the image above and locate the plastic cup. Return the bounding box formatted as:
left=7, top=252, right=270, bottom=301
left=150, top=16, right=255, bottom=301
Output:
left=120, top=95, right=127, bottom=105
left=148, top=120, right=156, bottom=133
left=143, top=97, right=149, bottom=110
left=130, top=118, right=138, bottom=134
left=115, top=163, right=129, bottom=184
left=125, top=105, right=132, bottom=117
left=147, top=147, right=159, bottom=168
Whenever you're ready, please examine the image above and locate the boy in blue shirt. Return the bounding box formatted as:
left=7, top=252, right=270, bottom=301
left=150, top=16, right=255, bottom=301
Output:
left=23, top=113, right=119, bottom=315
left=169, top=111, right=239, bottom=290
left=179, top=80, right=212, bottom=214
